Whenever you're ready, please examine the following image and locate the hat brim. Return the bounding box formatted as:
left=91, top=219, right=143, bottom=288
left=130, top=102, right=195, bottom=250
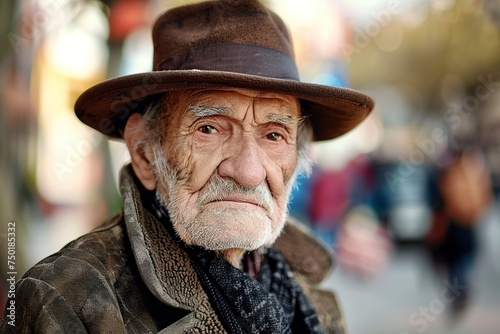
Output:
left=74, top=70, right=374, bottom=141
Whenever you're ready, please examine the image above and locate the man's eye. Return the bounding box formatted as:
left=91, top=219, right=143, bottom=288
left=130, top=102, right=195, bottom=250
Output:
left=198, top=125, right=217, bottom=134
left=266, top=132, right=283, bottom=141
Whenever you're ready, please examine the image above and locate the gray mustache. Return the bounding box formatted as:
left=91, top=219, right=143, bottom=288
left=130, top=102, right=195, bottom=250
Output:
left=196, top=174, right=274, bottom=213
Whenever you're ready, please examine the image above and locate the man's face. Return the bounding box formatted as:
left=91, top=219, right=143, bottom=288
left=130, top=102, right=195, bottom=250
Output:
left=153, top=88, right=302, bottom=251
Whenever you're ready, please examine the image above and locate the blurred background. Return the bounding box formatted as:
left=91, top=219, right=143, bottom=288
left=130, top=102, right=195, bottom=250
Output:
left=1, top=0, right=499, bottom=333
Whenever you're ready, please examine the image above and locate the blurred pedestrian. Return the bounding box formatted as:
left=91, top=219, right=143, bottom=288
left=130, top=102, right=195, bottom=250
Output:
left=427, top=149, right=492, bottom=314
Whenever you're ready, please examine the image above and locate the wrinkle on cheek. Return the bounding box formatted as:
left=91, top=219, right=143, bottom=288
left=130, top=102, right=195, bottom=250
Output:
left=195, top=139, right=220, bottom=150
left=166, top=139, right=195, bottom=182
left=281, top=155, right=298, bottom=185
left=266, top=145, right=297, bottom=186
left=263, top=159, right=296, bottom=212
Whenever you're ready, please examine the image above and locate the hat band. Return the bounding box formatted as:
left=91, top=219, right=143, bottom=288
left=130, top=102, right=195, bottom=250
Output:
left=156, top=43, right=300, bottom=81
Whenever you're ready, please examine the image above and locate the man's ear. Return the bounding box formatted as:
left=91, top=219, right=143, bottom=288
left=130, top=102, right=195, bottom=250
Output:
left=124, top=113, right=157, bottom=190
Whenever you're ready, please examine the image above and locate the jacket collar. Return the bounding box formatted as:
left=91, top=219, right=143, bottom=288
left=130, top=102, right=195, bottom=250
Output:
left=120, top=164, right=197, bottom=311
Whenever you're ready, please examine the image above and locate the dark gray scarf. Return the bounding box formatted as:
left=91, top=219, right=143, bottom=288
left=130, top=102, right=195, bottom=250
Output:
left=149, top=191, right=323, bottom=334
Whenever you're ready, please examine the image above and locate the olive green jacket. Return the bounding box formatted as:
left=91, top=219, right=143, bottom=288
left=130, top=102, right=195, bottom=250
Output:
left=1, top=166, right=345, bottom=333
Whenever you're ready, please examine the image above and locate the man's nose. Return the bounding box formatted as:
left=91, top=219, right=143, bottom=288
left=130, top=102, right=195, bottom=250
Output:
left=218, top=136, right=266, bottom=188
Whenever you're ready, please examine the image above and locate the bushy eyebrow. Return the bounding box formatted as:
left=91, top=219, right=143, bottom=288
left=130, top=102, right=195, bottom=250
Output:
left=188, top=105, right=231, bottom=117
left=187, top=105, right=305, bottom=127
left=266, top=113, right=307, bottom=127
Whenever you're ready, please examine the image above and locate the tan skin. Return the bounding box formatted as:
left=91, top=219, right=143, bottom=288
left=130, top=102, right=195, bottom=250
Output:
left=124, top=87, right=301, bottom=267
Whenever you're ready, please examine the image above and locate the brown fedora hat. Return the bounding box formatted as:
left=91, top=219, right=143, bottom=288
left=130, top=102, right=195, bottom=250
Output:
left=74, top=0, right=374, bottom=141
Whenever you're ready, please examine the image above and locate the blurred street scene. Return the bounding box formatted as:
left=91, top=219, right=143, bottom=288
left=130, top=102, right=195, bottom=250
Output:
left=325, top=204, right=500, bottom=334
left=1, top=0, right=500, bottom=332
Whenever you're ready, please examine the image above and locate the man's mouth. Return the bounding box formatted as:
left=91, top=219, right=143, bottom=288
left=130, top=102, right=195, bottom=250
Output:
left=209, top=195, right=267, bottom=210
left=214, top=197, right=260, bottom=205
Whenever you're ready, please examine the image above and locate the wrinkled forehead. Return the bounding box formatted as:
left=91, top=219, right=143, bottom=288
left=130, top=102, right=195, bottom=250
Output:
left=174, top=87, right=302, bottom=121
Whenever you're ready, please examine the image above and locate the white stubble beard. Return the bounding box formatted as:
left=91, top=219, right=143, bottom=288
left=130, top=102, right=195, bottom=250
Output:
left=151, top=144, right=298, bottom=251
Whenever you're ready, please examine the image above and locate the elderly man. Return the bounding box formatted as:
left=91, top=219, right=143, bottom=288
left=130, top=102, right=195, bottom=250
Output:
left=2, top=0, right=373, bottom=333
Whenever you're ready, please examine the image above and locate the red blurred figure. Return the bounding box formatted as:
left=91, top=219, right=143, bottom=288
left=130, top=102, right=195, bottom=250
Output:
left=427, top=149, right=492, bottom=314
